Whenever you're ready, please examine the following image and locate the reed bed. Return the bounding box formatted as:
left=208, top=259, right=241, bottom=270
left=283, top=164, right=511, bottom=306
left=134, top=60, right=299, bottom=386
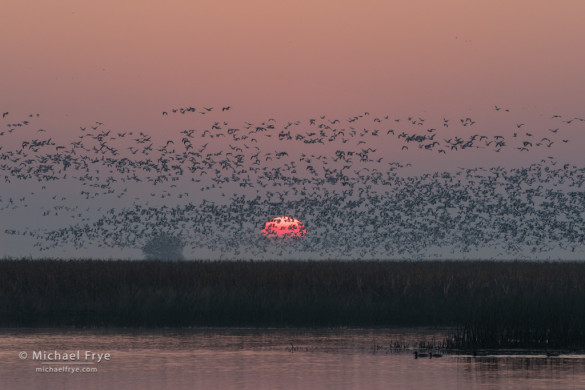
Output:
left=1, top=259, right=584, bottom=349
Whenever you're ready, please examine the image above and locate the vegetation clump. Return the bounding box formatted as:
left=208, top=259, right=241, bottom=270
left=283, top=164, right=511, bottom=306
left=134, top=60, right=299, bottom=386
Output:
left=141, top=233, right=185, bottom=261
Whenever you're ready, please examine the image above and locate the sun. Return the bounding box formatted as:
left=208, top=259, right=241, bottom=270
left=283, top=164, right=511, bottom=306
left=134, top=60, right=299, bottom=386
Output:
left=261, top=216, right=306, bottom=238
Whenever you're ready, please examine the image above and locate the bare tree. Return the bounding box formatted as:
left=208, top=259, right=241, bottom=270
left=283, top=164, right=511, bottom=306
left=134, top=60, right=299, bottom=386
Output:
left=142, top=233, right=186, bottom=261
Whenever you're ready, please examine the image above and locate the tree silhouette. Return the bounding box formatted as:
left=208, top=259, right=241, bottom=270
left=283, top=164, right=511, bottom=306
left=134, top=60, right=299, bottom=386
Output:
left=142, top=233, right=185, bottom=261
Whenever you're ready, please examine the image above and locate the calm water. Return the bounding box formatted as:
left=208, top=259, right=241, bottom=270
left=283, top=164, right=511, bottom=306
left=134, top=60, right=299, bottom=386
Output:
left=1, top=328, right=584, bottom=390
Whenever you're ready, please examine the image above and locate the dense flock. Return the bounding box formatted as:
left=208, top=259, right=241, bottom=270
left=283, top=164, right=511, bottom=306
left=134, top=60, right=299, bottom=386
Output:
left=1, top=106, right=584, bottom=259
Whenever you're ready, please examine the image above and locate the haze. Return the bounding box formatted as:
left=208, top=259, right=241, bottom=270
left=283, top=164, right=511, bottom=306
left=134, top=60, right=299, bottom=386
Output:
left=1, top=1, right=585, bottom=259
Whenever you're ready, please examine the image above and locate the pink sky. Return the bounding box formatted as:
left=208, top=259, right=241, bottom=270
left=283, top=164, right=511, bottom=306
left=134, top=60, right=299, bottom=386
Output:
left=2, top=1, right=585, bottom=259
left=2, top=0, right=585, bottom=130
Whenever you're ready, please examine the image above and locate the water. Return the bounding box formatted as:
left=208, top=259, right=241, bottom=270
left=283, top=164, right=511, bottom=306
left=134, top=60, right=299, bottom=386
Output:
left=1, top=328, right=585, bottom=389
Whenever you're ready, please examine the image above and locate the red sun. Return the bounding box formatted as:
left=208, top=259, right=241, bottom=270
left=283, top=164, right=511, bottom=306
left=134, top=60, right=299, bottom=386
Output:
left=261, top=216, right=306, bottom=238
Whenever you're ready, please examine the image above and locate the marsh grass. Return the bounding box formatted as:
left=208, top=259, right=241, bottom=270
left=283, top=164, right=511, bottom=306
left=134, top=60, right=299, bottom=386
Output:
left=1, top=259, right=585, bottom=349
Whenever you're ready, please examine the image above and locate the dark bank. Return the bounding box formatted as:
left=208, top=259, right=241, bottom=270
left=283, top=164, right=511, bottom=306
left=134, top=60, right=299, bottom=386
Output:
left=2, top=259, right=584, bottom=350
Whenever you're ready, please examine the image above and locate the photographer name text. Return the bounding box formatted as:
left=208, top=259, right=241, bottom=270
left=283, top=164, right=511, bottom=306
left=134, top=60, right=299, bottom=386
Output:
left=32, top=350, right=110, bottom=362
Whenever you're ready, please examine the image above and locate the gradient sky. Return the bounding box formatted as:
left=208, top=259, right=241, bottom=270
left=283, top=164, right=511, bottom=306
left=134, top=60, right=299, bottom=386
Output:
left=2, top=0, right=585, bottom=125
left=2, top=1, right=585, bottom=259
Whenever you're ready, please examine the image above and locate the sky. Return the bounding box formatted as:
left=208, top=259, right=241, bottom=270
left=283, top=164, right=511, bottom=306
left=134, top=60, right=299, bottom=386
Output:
left=1, top=1, right=585, bottom=259
left=3, top=1, right=585, bottom=121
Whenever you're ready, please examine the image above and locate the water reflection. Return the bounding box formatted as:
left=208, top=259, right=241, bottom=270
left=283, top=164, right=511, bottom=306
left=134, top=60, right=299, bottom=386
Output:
left=1, top=328, right=584, bottom=390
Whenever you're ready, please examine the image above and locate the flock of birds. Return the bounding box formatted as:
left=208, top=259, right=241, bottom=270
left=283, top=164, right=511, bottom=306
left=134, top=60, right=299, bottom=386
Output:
left=1, top=105, right=584, bottom=259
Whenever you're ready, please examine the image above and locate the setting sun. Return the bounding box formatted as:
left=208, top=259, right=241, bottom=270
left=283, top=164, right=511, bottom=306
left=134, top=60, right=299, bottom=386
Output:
left=261, top=216, right=306, bottom=238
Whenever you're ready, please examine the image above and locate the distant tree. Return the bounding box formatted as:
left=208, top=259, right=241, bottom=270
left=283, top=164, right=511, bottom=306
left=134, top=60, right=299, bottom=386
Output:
left=142, top=233, right=186, bottom=261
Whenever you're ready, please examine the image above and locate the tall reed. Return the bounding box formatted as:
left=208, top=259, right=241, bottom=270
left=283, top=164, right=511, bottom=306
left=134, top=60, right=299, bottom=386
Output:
left=1, top=259, right=584, bottom=348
